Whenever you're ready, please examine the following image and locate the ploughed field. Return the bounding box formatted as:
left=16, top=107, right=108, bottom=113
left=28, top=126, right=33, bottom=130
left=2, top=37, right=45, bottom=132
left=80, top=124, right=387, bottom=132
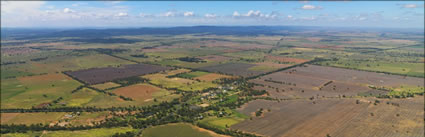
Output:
left=65, top=63, right=171, bottom=85
left=231, top=97, right=424, bottom=137
left=250, top=65, right=424, bottom=99
left=198, top=63, right=263, bottom=77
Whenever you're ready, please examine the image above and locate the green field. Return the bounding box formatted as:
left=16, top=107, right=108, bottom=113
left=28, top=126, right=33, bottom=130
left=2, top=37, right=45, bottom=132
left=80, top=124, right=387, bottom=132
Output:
left=1, top=112, right=66, bottom=125
left=143, top=70, right=218, bottom=92
left=1, top=74, right=82, bottom=108
left=177, top=71, right=210, bottom=78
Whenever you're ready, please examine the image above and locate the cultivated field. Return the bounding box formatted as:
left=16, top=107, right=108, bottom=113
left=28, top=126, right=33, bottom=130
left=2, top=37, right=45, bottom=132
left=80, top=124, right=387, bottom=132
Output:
left=199, top=63, right=262, bottom=77
left=232, top=97, right=424, bottom=137
left=143, top=69, right=218, bottom=91
left=250, top=65, right=424, bottom=99
left=65, top=63, right=171, bottom=85
left=111, top=83, right=166, bottom=101
left=142, top=123, right=228, bottom=137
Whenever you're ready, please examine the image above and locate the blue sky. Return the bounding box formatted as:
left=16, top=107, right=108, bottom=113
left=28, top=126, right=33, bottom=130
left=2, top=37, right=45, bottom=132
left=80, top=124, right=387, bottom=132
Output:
left=1, top=1, right=424, bottom=28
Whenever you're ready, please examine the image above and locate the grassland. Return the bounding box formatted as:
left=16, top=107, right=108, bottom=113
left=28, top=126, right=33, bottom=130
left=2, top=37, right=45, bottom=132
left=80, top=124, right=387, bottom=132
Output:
left=1, top=73, right=82, bottom=108
left=90, top=82, right=121, bottom=90
left=143, top=69, right=218, bottom=91
left=1, top=112, right=66, bottom=125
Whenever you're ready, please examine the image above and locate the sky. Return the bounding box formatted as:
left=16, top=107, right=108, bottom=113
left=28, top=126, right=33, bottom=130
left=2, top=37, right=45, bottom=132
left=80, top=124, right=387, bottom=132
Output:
left=1, top=1, right=424, bottom=28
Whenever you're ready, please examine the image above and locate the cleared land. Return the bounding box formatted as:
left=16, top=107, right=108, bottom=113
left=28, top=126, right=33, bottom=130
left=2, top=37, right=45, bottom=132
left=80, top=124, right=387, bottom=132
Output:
left=111, top=84, right=163, bottom=101
left=199, top=63, right=262, bottom=77
left=143, top=69, right=218, bottom=92
left=250, top=65, right=424, bottom=99
left=90, top=82, right=121, bottom=90
left=232, top=97, right=424, bottom=137
left=1, top=127, right=137, bottom=137
left=1, top=73, right=82, bottom=108
left=142, top=123, right=228, bottom=137
left=195, top=73, right=234, bottom=82
left=65, top=63, right=171, bottom=85
left=1, top=112, right=66, bottom=125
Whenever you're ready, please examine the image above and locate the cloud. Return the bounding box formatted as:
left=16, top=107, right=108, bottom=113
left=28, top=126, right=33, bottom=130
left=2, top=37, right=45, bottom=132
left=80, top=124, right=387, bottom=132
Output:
left=104, top=1, right=121, bottom=5
left=63, top=8, right=75, bottom=13
left=402, top=4, right=418, bottom=8
left=301, top=5, right=322, bottom=10
left=1, top=1, right=45, bottom=13
left=205, top=13, right=217, bottom=18
left=161, top=11, right=175, bottom=17
left=298, top=16, right=317, bottom=21
left=184, top=11, right=194, bottom=17
left=287, top=15, right=293, bottom=19
left=233, top=10, right=278, bottom=19
left=115, top=12, right=128, bottom=17
left=233, top=11, right=240, bottom=17
left=246, top=10, right=261, bottom=17
left=139, top=13, right=154, bottom=17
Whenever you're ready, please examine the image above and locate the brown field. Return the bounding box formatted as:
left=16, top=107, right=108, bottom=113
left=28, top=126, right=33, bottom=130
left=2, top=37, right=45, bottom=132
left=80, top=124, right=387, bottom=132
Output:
left=266, top=55, right=309, bottom=64
left=290, top=65, right=423, bottom=87
left=1, top=47, right=39, bottom=56
left=141, top=48, right=169, bottom=53
left=232, top=97, right=424, bottom=137
left=250, top=65, right=424, bottom=99
left=111, top=84, right=161, bottom=101
left=199, top=63, right=263, bottom=77
left=195, top=73, right=234, bottom=82
left=306, top=37, right=322, bottom=42
left=166, top=69, right=191, bottom=75
left=18, top=73, right=72, bottom=83
left=1, top=113, right=20, bottom=124
left=91, top=82, right=121, bottom=90
left=1, top=112, right=67, bottom=125
left=200, top=40, right=273, bottom=51
left=254, top=62, right=292, bottom=68
left=65, top=63, right=171, bottom=85
left=198, top=55, right=233, bottom=62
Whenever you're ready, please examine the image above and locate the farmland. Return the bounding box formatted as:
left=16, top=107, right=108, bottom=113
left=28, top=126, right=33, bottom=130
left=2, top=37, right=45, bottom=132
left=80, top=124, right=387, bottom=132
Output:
left=199, top=63, right=263, bottom=77
left=1, top=26, right=424, bottom=137
left=65, top=63, right=171, bottom=85
left=231, top=97, right=424, bottom=137
left=142, top=123, right=228, bottom=137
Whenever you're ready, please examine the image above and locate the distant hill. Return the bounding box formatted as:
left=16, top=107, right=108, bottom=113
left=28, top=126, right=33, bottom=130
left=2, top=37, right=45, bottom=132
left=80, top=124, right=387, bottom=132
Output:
left=2, top=26, right=423, bottom=40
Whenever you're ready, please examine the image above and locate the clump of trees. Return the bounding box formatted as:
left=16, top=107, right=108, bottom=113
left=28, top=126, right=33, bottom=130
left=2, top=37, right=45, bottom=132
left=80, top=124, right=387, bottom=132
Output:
left=177, top=57, right=206, bottom=63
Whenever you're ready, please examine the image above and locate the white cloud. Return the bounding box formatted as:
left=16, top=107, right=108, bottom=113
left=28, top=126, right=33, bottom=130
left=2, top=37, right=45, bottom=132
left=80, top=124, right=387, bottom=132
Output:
left=63, top=8, right=75, bottom=13
left=299, top=16, right=316, bottom=21
left=205, top=13, right=217, bottom=18
left=402, top=4, right=417, bottom=8
left=246, top=10, right=261, bottom=17
left=358, top=17, right=367, bottom=21
left=1, top=1, right=45, bottom=13
left=161, top=11, right=175, bottom=17
left=301, top=5, right=322, bottom=10
left=287, top=15, right=293, bottom=19
left=233, top=10, right=278, bottom=19
left=139, top=13, right=154, bottom=17
left=115, top=12, right=128, bottom=17
left=184, top=11, right=194, bottom=17
left=233, top=11, right=240, bottom=17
